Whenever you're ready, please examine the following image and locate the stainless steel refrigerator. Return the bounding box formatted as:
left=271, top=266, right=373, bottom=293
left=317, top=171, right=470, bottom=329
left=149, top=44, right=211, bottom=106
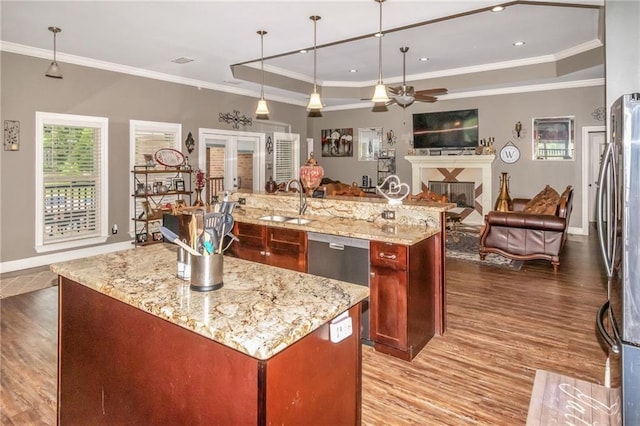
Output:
left=596, top=92, right=640, bottom=425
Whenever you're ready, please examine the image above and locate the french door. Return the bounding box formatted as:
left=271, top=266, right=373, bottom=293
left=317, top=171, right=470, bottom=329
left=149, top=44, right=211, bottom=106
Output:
left=198, top=129, right=265, bottom=199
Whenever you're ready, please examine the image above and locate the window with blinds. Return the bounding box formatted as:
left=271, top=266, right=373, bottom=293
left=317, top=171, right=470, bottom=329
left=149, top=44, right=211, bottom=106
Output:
left=273, top=133, right=300, bottom=184
left=35, top=112, right=109, bottom=252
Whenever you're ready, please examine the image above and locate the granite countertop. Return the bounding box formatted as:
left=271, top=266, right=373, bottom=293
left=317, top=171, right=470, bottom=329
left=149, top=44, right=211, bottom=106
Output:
left=233, top=207, right=440, bottom=245
left=51, top=244, right=369, bottom=360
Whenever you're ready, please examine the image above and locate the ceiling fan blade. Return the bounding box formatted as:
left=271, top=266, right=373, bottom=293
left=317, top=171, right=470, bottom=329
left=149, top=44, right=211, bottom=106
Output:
left=415, top=88, right=448, bottom=96
left=388, top=86, right=401, bottom=95
left=415, top=95, right=438, bottom=102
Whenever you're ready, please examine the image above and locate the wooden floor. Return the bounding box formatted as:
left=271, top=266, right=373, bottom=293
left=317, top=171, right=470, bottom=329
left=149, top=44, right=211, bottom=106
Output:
left=1, top=232, right=609, bottom=425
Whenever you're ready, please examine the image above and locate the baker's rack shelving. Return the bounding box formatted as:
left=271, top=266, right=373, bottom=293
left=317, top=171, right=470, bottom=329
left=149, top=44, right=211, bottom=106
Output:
left=131, top=165, right=192, bottom=246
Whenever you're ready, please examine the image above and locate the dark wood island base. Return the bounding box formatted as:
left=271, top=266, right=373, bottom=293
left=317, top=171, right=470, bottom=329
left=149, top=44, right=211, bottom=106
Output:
left=58, top=278, right=363, bottom=424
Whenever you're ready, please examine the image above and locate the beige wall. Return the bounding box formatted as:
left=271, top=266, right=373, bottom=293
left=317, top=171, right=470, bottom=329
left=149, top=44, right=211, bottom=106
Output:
left=308, top=85, right=605, bottom=230
left=0, top=52, right=307, bottom=263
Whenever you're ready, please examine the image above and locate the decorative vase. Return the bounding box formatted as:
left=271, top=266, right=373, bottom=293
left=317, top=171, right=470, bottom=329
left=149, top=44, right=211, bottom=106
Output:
left=193, top=188, right=206, bottom=207
left=299, top=152, right=324, bottom=195
left=265, top=176, right=278, bottom=193
left=494, top=172, right=512, bottom=212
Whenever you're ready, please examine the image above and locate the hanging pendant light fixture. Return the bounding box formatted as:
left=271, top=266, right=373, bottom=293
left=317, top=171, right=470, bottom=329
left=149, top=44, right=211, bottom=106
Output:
left=371, top=0, right=389, bottom=104
left=45, top=26, right=63, bottom=79
left=255, top=30, right=270, bottom=120
left=307, top=15, right=323, bottom=118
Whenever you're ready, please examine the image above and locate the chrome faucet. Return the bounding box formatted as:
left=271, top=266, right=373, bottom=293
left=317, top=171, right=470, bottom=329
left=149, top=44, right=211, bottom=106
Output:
left=285, top=178, right=307, bottom=215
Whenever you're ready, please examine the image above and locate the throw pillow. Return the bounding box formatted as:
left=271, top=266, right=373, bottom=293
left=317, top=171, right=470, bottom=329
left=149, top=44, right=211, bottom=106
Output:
left=523, top=185, right=560, bottom=215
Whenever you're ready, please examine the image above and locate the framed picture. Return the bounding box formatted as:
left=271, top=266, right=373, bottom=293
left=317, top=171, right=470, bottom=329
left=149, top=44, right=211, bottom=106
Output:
left=152, top=231, right=163, bottom=242
left=174, top=179, right=185, bottom=192
left=532, top=116, right=575, bottom=161
left=4, top=120, right=20, bottom=151
left=136, top=233, right=148, bottom=244
left=321, top=128, right=353, bottom=157
left=143, top=154, right=156, bottom=167
left=141, top=201, right=155, bottom=219
left=358, top=127, right=383, bottom=161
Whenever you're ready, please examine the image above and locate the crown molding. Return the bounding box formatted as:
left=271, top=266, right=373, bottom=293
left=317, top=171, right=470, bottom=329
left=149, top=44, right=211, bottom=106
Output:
left=1, top=40, right=603, bottom=111
left=0, top=40, right=310, bottom=106
left=321, top=78, right=605, bottom=112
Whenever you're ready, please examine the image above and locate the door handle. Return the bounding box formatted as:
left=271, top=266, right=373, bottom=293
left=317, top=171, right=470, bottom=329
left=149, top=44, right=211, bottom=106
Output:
left=379, top=253, right=397, bottom=260
left=596, top=143, right=614, bottom=277
left=596, top=301, right=620, bottom=355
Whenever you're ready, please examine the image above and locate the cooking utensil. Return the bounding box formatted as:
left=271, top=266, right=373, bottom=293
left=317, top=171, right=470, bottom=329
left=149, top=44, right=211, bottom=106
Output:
left=159, top=227, right=201, bottom=256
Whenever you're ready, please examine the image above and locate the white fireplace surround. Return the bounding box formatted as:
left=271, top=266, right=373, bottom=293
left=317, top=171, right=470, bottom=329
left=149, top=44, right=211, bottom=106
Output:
left=405, top=155, right=495, bottom=224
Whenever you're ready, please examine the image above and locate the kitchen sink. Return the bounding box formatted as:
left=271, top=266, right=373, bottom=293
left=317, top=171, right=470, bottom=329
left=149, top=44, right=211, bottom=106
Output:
left=258, top=215, right=291, bottom=222
left=258, top=215, right=314, bottom=225
left=285, top=218, right=313, bottom=225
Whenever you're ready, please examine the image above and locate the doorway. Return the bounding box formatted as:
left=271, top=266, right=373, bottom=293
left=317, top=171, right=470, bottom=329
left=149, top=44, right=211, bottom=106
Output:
left=581, top=126, right=606, bottom=235
left=198, top=129, right=265, bottom=202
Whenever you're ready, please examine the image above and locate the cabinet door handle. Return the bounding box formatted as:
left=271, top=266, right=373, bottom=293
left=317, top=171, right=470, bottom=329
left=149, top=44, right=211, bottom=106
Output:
left=370, top=272, right=375, bottom=277
left=265, top=251, right=271, bottom=256
left=260, top=250, right=266, bottom=256
left=379, top=253, right=397, bottom=260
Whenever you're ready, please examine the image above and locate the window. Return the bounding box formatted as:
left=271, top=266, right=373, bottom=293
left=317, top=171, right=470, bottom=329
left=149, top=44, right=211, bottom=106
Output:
left=129, top=120, right=181, bottom=234
left=358, top=128, right=383, bottom=161
left=532, top=116, right=575, bottom=160
left=35, top=112, right=109, bottom=252
left=272, top=132, right=300, bottom=183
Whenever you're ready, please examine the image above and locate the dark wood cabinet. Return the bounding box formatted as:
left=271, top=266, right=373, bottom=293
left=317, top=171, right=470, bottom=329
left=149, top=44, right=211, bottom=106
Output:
left=369, top=236, right=439, bottom=361
left=59, top=278, right=362, bottom=424
left=229, top=222, right=307, bottom=272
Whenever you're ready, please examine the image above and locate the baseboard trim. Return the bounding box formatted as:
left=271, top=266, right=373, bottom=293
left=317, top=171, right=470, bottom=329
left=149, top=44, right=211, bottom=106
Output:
left=568, top=226, right=587, bottom=236
left=0, top=241, right=134, bottom=273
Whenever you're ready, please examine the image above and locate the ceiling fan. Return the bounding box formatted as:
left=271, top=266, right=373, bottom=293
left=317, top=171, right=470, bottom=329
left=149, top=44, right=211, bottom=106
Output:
left=387, top=47, right=447, bottom=108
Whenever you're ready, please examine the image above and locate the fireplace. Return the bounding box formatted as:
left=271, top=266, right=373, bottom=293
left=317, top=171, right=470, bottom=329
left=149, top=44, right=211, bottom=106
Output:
left=429, top=181, right=475, bottom=208
left=405, top=154, right=495, bottom=224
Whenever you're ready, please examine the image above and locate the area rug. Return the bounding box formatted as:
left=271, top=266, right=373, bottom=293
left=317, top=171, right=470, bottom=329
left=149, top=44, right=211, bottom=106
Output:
left=446, top=230, right=523, bottom=270
left=526, top=369, right=620, bottom=425
left=0, top=269, right=58, bottom=299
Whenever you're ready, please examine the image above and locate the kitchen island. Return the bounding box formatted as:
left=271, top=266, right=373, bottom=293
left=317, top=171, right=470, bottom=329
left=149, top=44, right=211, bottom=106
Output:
left=51, top=244, right=368, bottom=424
left=225, top=192, right=452, bottom=361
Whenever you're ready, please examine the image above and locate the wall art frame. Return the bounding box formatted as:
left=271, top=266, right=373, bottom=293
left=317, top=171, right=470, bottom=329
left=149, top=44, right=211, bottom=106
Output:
left=321, top=128, right=353, bottom=157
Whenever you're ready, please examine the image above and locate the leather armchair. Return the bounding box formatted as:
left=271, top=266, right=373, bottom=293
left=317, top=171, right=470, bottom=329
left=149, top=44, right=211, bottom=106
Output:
left=479, top=186, right=573, bottom=272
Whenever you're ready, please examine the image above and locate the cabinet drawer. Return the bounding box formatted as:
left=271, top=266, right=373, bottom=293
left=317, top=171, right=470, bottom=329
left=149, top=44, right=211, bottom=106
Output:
left=267, top=227, right=307, bottom=254
left=370, top=241, right=407, bottom=270
left=234, top=222, right=266, bottom=249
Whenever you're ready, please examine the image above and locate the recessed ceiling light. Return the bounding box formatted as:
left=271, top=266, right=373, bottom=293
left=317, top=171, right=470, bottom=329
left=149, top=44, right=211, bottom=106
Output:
left=299, top=49, right=308, bottom=54
left=419, top=57, right=429, bottom=62
left=513, top=41, right=526, bottom=46
left=374, top=32, right=384, bottom=38
left=171, top=57, right=194, bottom=64
left=491, top=6, right=505, bottom=12
left=349, top=69, right=358, bottom=73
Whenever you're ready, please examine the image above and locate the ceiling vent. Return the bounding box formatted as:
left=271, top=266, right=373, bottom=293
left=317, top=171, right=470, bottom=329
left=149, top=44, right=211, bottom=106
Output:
left=171, top=57, right=194, bottom=64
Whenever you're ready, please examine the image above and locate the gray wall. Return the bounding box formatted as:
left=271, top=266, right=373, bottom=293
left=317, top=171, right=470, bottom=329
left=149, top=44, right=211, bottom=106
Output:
left=0, top=50, right=606, bottom=266
left=308, top=85, right=605, bottom=230
left=0, top=52, right=307, bottom=263
left=605, top=0, right=640, bottom=108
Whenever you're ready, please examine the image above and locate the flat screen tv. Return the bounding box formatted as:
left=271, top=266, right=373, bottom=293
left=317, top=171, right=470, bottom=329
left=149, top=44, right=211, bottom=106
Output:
left=413, top=109, right=479, bottom=150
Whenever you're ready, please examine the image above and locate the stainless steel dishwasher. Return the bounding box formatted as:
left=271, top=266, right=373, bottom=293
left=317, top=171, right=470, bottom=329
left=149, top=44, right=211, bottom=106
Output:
left=307, top=232, right=371, bottom=344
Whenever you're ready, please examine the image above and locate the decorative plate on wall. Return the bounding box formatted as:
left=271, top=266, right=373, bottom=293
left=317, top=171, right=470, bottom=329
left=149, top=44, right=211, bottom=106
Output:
left=500, top=141, right=520, bottom=164
left=154, top=148, right=185, bottom=167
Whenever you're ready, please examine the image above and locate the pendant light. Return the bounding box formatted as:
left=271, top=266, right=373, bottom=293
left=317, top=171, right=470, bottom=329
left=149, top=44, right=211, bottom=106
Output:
left=255, top=30, right=270, bottom=120
left=307, top=15, right=323, bottom=118
left=371, top=0, right=389, bottom=104
left=45, top=26, right=63, bottom=79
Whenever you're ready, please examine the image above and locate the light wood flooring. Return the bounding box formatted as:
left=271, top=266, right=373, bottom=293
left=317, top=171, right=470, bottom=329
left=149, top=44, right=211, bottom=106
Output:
left=1, top=232, right=609, bottom=425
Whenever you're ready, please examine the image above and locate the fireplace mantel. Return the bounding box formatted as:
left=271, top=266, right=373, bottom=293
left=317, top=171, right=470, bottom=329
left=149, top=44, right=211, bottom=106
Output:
left=405, top=155, right=496, bottom=224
